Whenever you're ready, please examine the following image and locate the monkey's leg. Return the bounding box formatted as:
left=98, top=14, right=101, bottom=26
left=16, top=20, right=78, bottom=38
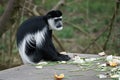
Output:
left=42, top=42, right=70, bottom=61
left=25, top=41, right=43, bottom=63
left=41, top=48, right=63, bottom=61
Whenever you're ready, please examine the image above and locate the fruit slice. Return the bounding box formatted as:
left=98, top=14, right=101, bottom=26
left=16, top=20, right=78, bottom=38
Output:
left=54, top=74, right=64, bottom=80
left=108, top=61, right=118, bottom=67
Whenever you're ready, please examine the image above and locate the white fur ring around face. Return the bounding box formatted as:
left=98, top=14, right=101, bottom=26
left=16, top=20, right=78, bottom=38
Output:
left=48, top=17, right=63, bottom=31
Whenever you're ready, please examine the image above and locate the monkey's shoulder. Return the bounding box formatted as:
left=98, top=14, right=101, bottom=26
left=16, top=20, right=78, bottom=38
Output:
left=21, top=16, right=47, bottom=27
left=18, top=16, right=48, bottom=32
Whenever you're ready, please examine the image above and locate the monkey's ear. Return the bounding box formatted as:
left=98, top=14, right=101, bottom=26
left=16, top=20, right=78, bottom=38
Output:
left=47, top=14, right=51, bottom=19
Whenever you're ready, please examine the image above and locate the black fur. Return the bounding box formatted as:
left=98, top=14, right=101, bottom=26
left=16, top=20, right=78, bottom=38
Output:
left=47, top=10, right=62, bottom=19
left=16, top=10, right=70, bottom=63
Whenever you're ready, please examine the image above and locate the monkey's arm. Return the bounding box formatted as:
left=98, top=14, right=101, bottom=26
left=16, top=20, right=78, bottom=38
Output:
left=42, top=40, right=70, bottom=61
left=42, top=47, right=63, bottom=61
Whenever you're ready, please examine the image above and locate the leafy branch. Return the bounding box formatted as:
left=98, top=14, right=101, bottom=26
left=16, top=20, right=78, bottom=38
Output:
left=82, top=0, right=120, bottom=52
left=103, top=0, right=120, bottom=50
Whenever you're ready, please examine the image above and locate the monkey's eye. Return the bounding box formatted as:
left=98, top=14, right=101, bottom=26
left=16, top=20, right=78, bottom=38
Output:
left=55, top=18, right=62, bottom=22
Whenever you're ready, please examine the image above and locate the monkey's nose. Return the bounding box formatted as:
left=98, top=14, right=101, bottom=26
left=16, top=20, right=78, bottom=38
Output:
left=56, top=22, right=63, bottom=28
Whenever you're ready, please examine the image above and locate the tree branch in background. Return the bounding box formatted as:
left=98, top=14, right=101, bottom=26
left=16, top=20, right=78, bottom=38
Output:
left=0, top=0, right=20, bottom=37
left=52, top=0, right=65, bottom=10
left=0, top=0, right=15, bottom=37
left=103, top=0, right=120, bottom=50
left=82, top=27, right=108, bottom=53
left=65, top=21, right=103, bottom=52
left=82, top=0, right=120, bottom=53
left=65, top=21, right=90, bottom=36
left=0, top=0, right=4, bottom=6
left=52, top=34, right=65, bottom=51
left=42, top=0, right=46, bottom=4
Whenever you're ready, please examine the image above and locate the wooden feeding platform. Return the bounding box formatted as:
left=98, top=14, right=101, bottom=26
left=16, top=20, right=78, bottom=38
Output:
left=0, top=53, right=113, bottom=80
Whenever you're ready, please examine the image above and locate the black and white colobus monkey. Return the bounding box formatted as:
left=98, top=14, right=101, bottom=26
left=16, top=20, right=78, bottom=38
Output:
left=16, top=10, right=71, bottom=64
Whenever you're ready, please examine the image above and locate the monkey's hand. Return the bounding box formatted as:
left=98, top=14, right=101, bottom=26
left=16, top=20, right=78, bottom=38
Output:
left=59, top=54, right=71, bottom=61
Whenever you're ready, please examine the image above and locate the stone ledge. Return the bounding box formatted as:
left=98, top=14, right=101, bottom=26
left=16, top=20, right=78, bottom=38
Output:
left=0, top=53, right=112, bottom=80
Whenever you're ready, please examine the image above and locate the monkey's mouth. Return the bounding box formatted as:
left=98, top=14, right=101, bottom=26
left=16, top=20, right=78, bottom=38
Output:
left=56, top=24, right=62, bottom=28
left=57, top=25, right=61, bottom=28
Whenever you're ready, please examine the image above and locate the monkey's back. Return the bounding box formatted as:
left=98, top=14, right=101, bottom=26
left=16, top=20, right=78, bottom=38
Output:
left=16, top=16, right=48, bottom=46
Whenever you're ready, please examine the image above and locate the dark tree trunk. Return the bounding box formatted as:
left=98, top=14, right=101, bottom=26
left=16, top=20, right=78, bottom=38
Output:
left=0, top=0, right=21, bottom=37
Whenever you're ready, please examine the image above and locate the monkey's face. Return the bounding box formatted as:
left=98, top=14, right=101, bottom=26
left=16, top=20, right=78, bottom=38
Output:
left=48, top=16, right=63, bottom=31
